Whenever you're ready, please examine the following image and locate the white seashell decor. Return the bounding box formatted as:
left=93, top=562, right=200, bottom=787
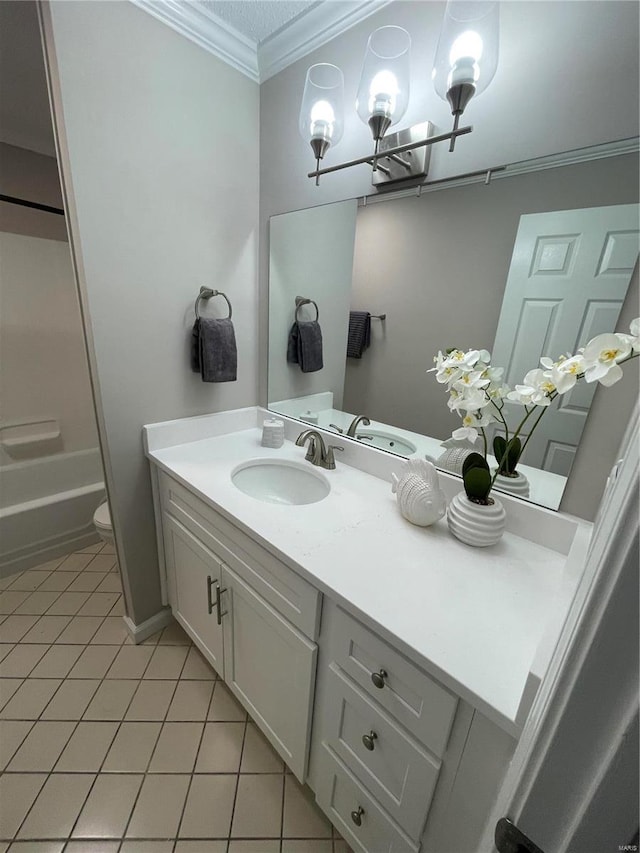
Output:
left=435, top=437, right=477, bottom=476
left=391, top=458, right=447, bottom=527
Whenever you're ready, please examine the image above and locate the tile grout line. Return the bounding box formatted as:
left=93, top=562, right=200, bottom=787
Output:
left=117, top=634, right=195, bottom=847
left=224, top=710, right=250, bottom=853
left=173, top=664, right=218, bottom=848
left=279, top=763, right=286, bottom=853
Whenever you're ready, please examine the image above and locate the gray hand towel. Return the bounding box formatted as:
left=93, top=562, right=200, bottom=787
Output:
left=199, top=317, right=238, bottom=382
left=190, top=319, right=201, bottom=372
left=347, top=311, right=371, bottom=358
left=287, top=321, right=323, bottom=373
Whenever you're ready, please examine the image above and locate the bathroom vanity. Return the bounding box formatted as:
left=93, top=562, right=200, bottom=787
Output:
left=144, top=406, right=591, bottom=853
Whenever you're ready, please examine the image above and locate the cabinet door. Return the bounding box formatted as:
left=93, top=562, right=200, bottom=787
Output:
left=221, top=563, right=317, bottom=781
left=163, top=513, right=224, bottom=676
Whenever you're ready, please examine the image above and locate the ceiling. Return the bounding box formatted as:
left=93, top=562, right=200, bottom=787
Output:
left=204, top=1, right=319, bottom=44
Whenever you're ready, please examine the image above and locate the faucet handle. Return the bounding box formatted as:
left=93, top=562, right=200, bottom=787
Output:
left=325, top=445, right=344, bottom=470
left=329, top=424, right=344, bottom=434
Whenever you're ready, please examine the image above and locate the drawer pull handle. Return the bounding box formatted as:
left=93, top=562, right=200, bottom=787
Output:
left=215, top=584, right=228, bottom=626
left=351, top=806, right=365, bottom=827
left=362, top=730, right=378, bottom=751
left=371, top=669, right=387, bottom=689
left=206, top=576, right=217, bottom=615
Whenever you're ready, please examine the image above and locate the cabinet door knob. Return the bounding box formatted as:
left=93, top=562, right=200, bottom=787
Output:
left=371, top=669, right=387, bottom=689
left=350, top=806, right=365, bottom=827
left=362, top=730, right=378, bottom=751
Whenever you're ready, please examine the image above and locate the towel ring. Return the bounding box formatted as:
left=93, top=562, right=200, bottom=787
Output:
left=295, top=296, right=319, bottom=322
left=195, top=286, right=232, bottom=320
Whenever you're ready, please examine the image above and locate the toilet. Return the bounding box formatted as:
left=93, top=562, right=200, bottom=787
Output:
left=93, top=501, right=114, bottom=546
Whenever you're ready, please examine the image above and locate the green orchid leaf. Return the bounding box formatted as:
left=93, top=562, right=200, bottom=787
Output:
left=507, top=436, right=522, bottom=471
left=463, top=466, right=492, bottom=501
left=462, top=453, right=489, bottom=477
left=494, top=435, right=523, bottom=475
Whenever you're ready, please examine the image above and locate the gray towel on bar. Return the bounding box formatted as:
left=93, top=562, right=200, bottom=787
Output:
left=287, top=321, right=323, bottom=373
left=198, top=317, right=237, bottom=382
left=190, top=319, right=201, bottom=372
left=347, top=311, right=371, bottom=358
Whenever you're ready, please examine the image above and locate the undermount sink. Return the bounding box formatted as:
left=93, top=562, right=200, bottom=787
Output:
left=356, top=430, right=417, bottom=457
left=231, top=458, right=330, bottom=505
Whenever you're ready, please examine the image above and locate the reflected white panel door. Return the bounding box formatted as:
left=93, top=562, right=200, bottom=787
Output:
left=492, top=204, right=639, bottom=474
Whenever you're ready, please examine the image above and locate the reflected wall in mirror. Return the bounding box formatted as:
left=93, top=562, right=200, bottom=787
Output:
left=268, top=146, right=640, bottom=510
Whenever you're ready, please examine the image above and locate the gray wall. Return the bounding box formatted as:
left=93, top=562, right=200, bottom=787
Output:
left=44, top=1, right=260, bottom=625
left=268, top=200, right=357, bottom=407
left=343, top=155, right=639, bottom=452
left=260, top=0, right=639, bottom=522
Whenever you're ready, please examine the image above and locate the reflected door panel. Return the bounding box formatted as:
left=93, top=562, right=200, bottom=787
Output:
left=492, top=205, right=639, bottom=473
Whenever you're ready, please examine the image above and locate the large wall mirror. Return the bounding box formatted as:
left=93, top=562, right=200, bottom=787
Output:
left=267, top=144, right=639, bottom=510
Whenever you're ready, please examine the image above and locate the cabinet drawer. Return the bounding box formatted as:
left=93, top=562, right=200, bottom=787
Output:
left=316, top=746, right=420, bottom=853
left=330, top=606, right=457, bottom=757
left=325, top=664, right=439, bottom=841
left=159, top=472, right=321, bottom=639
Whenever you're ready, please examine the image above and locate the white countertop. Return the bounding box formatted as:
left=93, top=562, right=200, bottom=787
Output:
left=144, top=408, right=590, bottom=736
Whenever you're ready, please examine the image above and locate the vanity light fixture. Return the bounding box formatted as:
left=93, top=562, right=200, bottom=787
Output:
left=302, top=3, right=499, bottom=188
left=355, top=27, right=411, bottom=160
left=299, top=63, right=345, bottom=186
left=432, top=0, right=499, bottom=151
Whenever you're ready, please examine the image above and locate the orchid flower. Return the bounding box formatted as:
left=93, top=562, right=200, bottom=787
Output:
left=429, top=318, right=639, bottom=502
left=582, top=333, right=632, bottom=386
left=507, top=369, right=555, bottom=407
left=548, top=354, right=586, bottom=394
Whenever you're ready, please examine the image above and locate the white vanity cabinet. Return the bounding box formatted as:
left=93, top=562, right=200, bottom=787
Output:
left=157, top=471, right=320, bottom=781
left=144, top=413, right=586, bottom=853
left=309, top=602, right=516, bottom=853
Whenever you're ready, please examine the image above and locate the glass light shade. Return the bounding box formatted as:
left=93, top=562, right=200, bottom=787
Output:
left=356, top=26, right=411, bottom=135
left=299, top=64, right=344, bottom=151
left=432, top=1, right=499, bottom=107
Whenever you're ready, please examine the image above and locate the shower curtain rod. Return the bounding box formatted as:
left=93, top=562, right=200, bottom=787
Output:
left=0, top=193, right=64, bottom=216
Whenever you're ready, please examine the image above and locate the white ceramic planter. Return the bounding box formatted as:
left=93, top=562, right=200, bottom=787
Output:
left=447, top=490, right=506, bottom=547
left=492, top=470, right=530, bottom=499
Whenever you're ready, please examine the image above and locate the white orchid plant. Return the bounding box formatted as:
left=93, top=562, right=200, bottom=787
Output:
left=429, top=318, right=640, bottom=505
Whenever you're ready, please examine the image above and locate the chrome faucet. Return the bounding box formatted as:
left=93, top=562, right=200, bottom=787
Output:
left=295, top=430, right=343, bottom=470
left=346, top=415, right=371, bottom=437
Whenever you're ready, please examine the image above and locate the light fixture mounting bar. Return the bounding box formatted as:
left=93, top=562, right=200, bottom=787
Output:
left=308, top=124, right=473, bottom=180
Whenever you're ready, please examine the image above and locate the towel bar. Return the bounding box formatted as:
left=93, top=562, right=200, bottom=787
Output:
left=295, top=295, right=320, bottom=322
left=195, top=286, right=232, bottom=320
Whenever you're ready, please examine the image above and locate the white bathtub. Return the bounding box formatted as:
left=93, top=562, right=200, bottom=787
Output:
left=0, top=447, right=106, bottom=578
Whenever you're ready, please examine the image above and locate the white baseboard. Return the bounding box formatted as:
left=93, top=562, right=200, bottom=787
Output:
left=123, top=607, right=174, bottom=644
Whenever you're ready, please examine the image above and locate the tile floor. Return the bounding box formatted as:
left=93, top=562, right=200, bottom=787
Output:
left=0, top=543, right=351, bottom=853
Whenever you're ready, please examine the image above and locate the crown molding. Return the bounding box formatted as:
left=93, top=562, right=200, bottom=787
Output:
left=258, top=0, right=393, bottom=82
left=131, top=0, right=394, bottom=84
left=131, top=0, right=260, bottom=82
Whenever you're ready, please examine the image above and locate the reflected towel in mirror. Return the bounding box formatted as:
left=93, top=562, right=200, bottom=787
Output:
left=347, top=311, right=371, bottom=358
left=287, top=320, right=324, bottom=373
